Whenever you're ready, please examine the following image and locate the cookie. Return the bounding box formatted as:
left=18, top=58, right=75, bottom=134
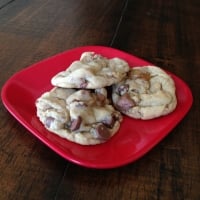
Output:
left=36, top=87, right=122, bottom=145
left=51, top=52, right=130, bottom=89
left=112, top=66, right=177, bottom=120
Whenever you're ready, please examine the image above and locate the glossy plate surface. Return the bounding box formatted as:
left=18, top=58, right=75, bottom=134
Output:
left=1, top=46, right=193, bottom=169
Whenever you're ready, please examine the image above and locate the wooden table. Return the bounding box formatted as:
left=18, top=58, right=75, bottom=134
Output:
left=0, top=0, right=199, bottom=199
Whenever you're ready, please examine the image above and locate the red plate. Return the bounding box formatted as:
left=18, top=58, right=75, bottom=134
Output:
left=1, top=46, right=193, bottom=169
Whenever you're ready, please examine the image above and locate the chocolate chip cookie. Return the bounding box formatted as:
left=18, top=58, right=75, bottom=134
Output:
left=51, top=52, right=130, bottom=89
left=112, top=66, right=177, bottom=119
left=36, top=87, right=122, bottom=145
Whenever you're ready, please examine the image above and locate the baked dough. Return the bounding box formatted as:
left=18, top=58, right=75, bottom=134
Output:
left=112, top=66, right=177, bottom=119
left=36, top=87, right=122, bottom=145
left=51, top=52, right=130, bottom=89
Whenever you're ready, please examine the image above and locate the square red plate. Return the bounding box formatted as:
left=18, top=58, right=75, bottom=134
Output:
left=1, top=46, right=193, bottom=169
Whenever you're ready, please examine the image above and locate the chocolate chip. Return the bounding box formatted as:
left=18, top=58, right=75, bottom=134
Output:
left=131, top=70, right=151, bottom=81
left=45, top=117, right=55, bottom=128
left=116, top=93, right=136, bottom=111
left=117, top=84, right=129, bottom=95
left=95, top=124, right=111, bottom=140
left=138, top=72, right=151, bottom=81
left=102, top=116, right=115, bottom=128
left=71, top=99, right=87, bottom=108
left=79, top=78, right=88, bottom=88
left=70, top=116, right=82, bottom=131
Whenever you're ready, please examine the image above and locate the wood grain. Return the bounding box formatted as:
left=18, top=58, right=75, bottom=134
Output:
left=0, top=0, right=199, bottom=199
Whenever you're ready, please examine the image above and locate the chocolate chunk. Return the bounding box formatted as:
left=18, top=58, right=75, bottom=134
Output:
left=71, top=99, right=87, bottom=108
left=117, top=84, right=129, bottom=95
left=131, top=70, right=151, bottom=81
left=95, top=124, right=110, bottom=140
left=116, top=93, right=136, bottom=111
left=79, top=78, right=88, bottom=88
left=102, top=116, right=115, bottom=128
left=45, top=117, right=55, bottom=128
left=70, top=116, right=82, bottom=131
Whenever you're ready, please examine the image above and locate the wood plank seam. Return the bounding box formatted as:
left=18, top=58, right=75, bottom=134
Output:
left=0, top=0, right=16, bottom=10
left=110, top=0, right=129, bottom=47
